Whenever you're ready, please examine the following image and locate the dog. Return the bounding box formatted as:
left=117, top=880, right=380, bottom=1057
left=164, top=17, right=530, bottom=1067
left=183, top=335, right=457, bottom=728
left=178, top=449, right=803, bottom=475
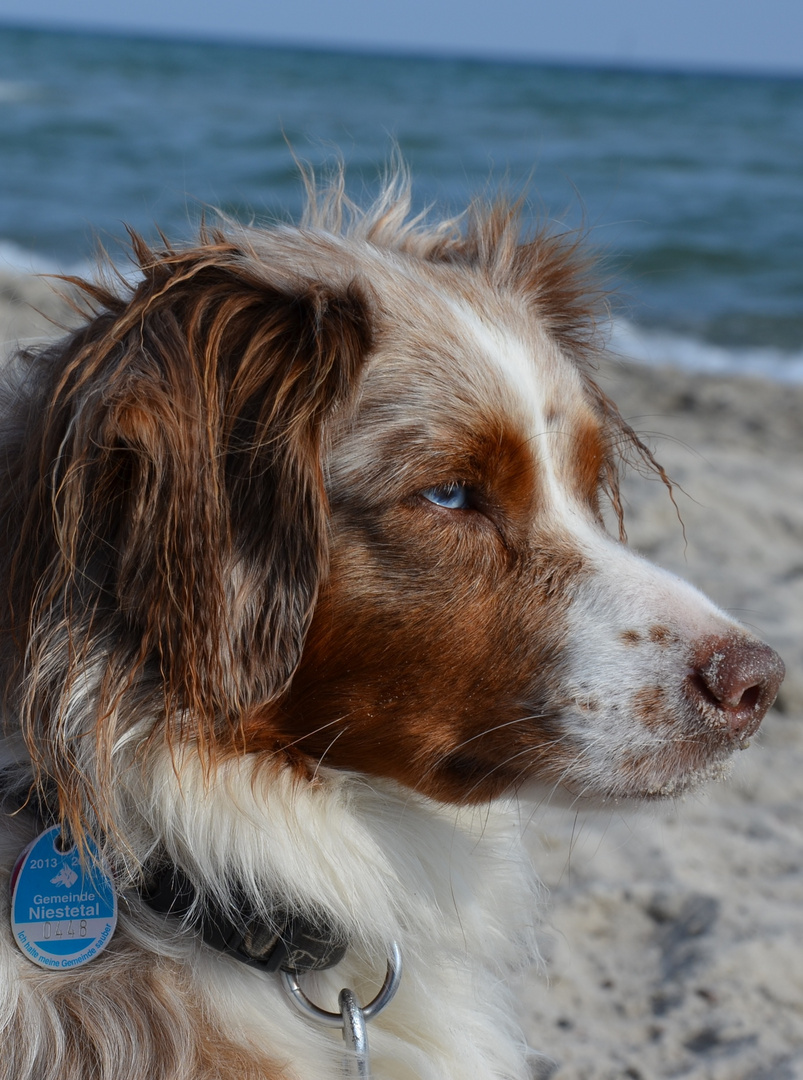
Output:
left=0, top=168, right=784, bottom=1080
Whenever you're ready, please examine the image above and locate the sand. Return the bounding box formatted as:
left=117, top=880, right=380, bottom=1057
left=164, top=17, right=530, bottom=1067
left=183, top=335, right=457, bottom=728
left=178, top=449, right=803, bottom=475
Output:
left=527, top=360, right=803, bottom=1079
left=2, top=272, right=802, bottom=1079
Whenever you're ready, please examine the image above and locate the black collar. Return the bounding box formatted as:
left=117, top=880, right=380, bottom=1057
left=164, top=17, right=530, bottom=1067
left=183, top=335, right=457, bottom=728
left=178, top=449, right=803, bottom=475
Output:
left=1, top=778, right=346, bottom=975
left=140, top=863, right=348, bottom=974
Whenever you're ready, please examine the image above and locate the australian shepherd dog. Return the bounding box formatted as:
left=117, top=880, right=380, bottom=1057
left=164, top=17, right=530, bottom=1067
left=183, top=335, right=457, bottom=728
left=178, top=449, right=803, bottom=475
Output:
left=0, top=169, right=783, bottom=1079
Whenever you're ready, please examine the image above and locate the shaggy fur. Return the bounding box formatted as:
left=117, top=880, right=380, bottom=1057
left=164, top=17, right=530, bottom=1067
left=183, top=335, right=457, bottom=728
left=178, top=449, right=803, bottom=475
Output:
left=0, top=169, right=783, bottom=1079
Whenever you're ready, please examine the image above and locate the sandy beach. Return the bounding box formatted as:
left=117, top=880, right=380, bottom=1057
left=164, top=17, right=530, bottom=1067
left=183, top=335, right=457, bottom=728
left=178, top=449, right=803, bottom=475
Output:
left=529, top=359, right=803, bottom=1079
left=2, top=271, right=802, bottom=1079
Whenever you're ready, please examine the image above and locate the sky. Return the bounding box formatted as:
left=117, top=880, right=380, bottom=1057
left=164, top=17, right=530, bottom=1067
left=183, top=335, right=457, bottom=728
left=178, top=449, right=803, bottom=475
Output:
left=0, top=0, right=801, bottom=75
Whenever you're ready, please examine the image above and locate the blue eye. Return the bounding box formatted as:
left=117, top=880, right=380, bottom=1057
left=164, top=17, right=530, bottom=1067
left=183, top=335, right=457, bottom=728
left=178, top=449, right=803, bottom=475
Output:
left=421, top=483, right=471, bottom=510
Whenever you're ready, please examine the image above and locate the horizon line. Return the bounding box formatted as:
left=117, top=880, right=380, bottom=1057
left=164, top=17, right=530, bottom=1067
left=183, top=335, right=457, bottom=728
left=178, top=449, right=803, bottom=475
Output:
left=2, top=16, right=802, bottom=83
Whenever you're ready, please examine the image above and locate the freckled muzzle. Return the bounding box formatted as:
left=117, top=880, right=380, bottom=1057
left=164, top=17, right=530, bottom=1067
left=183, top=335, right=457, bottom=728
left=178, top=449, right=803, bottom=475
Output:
left=686, top=635, right=785, bottom=741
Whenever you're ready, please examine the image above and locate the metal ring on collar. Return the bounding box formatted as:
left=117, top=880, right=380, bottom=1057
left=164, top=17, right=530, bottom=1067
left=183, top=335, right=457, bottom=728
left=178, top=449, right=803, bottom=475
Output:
left=281, top=941, right=403, bottom=1026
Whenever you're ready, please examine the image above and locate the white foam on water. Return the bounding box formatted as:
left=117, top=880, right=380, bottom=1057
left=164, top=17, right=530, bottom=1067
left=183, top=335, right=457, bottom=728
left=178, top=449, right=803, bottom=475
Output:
left=611, top=318, right=803, bottom=385
left=0, top=238, right=124, bottom=282
left=0, top=239, right=85, bottom=277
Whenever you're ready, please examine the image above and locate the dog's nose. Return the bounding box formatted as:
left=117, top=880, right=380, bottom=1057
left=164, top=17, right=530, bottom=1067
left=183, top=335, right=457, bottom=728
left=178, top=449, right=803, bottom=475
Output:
left=690, top=637, right=785, bottom=739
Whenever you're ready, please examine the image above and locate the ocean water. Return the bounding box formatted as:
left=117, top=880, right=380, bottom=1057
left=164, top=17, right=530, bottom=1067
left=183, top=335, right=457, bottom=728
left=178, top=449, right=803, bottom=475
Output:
left=1, top=23, right=801, bottom=379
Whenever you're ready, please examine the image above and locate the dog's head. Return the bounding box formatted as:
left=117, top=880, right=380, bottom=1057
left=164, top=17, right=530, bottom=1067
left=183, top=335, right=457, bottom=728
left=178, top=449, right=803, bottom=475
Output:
left=4, top=177, right=782, bottom=847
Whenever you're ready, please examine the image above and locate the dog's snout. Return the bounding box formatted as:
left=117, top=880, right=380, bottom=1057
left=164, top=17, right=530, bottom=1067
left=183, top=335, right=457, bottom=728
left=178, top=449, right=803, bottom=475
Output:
left=689, top=637, right=785, bottom=739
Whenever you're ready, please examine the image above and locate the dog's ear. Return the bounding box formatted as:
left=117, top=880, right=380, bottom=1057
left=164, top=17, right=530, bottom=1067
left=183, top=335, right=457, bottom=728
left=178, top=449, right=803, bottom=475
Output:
left=105, top=246, right=372, bottom=719
left=13, top=236, right=371, bottom=826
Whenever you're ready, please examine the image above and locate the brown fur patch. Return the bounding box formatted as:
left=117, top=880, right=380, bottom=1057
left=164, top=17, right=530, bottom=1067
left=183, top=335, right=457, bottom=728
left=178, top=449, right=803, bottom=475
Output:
left=255, top=513, right=589, bottom=802
left=571, top=413, right=608, bottom=512
left=633, top=685, right=670, bottom=729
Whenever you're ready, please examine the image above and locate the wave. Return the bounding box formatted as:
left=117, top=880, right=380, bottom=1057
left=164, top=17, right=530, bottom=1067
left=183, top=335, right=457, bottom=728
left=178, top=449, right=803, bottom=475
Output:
left=0, top=239, right=93, bottom=277
left=610, top=319, right=803, bottom=384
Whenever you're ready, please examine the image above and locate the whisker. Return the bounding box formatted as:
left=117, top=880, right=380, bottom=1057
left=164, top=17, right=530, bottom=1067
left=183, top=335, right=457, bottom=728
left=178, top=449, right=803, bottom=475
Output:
left=310, top=726, right=349, bottom=782
left=271, top=715, right=348, bottom=755
left=412, top=713, right=548, bottom=787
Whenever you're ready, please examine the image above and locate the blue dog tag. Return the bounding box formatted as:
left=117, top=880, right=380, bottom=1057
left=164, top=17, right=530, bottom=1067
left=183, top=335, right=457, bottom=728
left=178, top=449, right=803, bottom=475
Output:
left=10, top=825, right=117, bottom=970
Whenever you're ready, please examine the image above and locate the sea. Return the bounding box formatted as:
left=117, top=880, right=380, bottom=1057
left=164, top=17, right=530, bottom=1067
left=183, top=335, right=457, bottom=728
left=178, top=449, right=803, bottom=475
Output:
left=1, top=22, right=802, bottom=380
